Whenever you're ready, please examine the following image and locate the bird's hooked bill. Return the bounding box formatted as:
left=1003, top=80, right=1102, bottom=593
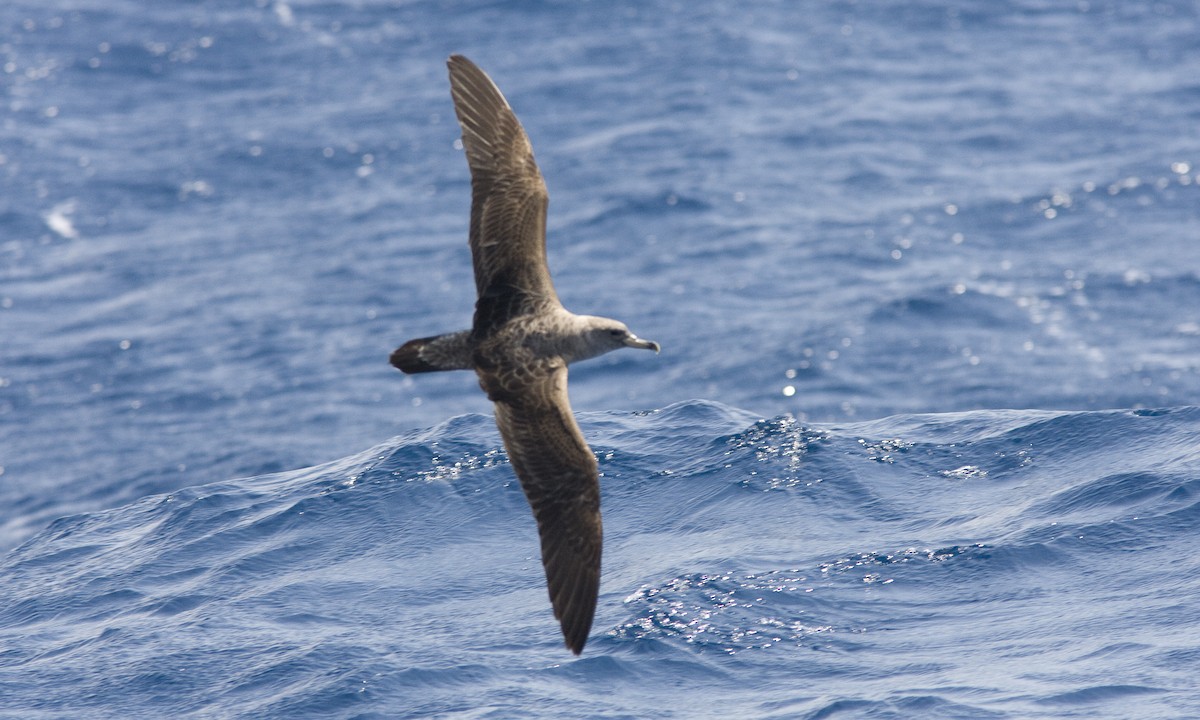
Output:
left=625, top=335, right=660, bottom=353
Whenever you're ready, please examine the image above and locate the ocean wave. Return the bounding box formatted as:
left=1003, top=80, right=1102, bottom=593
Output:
left=3, top=402, right=1199, bottom=717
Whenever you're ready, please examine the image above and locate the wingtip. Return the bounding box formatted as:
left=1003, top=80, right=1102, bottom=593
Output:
left=556, top=581, right=596, bottom=656
left=564, top=627, right=588, bottom=655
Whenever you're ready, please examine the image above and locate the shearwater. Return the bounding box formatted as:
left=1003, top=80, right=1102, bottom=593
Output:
left=390, top=55, right=660, bottom=654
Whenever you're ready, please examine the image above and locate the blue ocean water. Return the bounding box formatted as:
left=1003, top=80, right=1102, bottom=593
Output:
left=2, top=1, right=1199, bottom=717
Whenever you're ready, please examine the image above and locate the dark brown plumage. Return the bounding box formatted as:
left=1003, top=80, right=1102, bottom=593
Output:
left=390, top=55, right=659, bottom=655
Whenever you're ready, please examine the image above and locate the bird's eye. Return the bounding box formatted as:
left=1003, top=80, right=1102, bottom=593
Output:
left=609, top=329, right=623, bottom=337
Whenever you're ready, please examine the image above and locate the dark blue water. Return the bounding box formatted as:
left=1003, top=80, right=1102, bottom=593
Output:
left=3, top=1, right=1200, bottom=717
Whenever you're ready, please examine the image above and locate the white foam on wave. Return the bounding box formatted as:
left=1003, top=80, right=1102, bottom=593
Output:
left=43, top=200, right=79, bottom=240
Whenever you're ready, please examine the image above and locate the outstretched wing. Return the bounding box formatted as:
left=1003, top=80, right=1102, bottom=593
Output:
left=447, top=55, right=560, bottom=334
left=486, top=361, right=601, bottom=655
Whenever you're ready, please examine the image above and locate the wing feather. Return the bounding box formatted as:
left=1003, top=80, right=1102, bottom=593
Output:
left=447, top=55, right=560, bottom=334
left=488, top=363, right=601, bottom=655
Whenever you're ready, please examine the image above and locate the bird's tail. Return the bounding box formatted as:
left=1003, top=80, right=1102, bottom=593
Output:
left=390, top=330, right=473, bottom=374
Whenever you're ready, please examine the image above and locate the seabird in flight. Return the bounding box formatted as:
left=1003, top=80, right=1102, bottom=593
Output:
left=390, top=54, right=659, bottom=654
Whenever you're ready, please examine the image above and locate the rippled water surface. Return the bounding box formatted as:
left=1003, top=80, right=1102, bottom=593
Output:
left=3, top=1, right=1200, bottom=717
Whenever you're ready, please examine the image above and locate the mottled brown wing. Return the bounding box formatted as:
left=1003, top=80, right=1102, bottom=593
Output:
left=487, top=362, right=601, bottom=655
left=447, top=55, right=560, bottom=334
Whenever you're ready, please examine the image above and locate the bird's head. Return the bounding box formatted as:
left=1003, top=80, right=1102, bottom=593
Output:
left=573, top=317, right=660, bottom=362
